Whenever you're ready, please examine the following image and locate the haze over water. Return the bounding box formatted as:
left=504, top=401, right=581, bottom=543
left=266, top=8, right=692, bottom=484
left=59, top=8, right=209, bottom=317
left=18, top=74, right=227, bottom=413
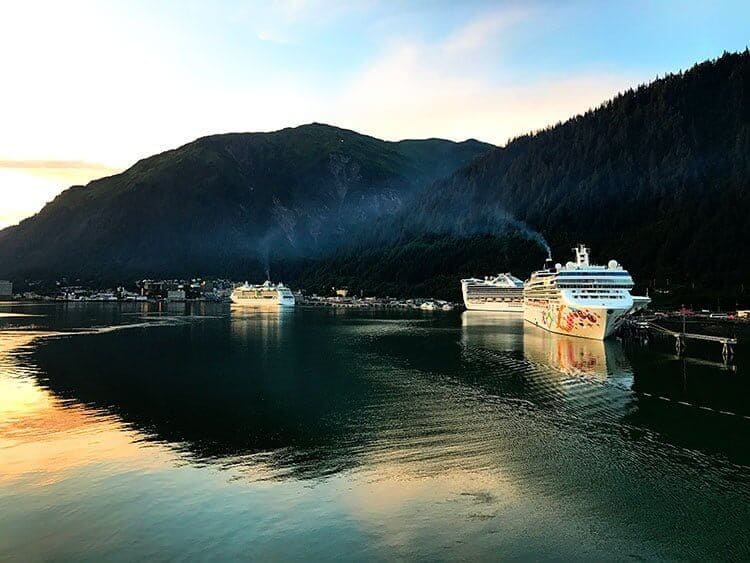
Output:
left=1, top=303, right=748, bottom=560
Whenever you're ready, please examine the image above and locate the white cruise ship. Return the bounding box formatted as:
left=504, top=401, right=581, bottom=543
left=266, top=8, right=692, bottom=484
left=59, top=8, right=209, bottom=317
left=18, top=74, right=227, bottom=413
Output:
left=230, top=281, right=295, bottom=307
left=524, top=244, right=649, bottom=340
left=461, top=273, right=524, bottom=312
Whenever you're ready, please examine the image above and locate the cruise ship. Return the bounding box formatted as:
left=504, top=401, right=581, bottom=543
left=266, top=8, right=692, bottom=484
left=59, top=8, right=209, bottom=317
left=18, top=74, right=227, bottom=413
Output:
left=461, top=273, right=524, bottom=312
left=524, top=244, right=649, bottom=340
left=230, top=281, right=295, bottom=306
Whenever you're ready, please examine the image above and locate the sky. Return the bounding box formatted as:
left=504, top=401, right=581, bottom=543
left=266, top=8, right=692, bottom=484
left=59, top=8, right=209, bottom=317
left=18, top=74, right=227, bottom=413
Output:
left=1, top=0, right=749, bottom=228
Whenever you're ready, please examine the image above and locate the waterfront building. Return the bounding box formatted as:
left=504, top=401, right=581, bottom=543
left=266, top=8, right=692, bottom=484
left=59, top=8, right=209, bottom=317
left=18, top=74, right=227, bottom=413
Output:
left=0, top=280, right=12, bottom=298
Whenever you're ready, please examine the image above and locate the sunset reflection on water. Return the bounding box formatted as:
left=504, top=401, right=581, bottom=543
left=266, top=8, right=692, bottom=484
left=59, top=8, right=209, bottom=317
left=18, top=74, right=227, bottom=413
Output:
left=0, top=330, right=170, bottom=489
left=0, top=304, right=748, bottom=561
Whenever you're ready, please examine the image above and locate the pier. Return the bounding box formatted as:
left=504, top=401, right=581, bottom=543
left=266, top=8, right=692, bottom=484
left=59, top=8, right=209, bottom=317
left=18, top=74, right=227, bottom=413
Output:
left=624, top=318, right=738, bottom=362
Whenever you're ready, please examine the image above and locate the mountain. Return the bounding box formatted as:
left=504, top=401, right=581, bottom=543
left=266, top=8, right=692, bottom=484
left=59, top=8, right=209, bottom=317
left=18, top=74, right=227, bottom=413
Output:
left=299, top=51, right=750, bottom=305
left=0, top=124, right=491, bottom=281
left=2, top=51, right=749, bottom=306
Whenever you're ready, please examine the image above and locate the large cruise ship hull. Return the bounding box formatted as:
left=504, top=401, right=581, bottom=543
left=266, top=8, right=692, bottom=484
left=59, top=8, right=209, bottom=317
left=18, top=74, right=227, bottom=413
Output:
left=230, top=280, right=295, bottom=307
left=464, top=301, right=523, bottom=313
left=230, top=295, right=295, bottom=307
left=524, top=300, right=629, bottom=340
left=461, top=274, right=524, bottom=314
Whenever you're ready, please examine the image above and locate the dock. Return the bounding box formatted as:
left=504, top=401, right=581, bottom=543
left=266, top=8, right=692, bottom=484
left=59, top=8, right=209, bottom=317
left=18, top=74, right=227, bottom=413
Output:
left=625, top=318, right=738, bottom=362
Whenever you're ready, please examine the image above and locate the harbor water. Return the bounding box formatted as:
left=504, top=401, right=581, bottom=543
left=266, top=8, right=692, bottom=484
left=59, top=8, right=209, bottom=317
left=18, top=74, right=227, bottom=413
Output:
left=1, top=303, right=748, bottom=560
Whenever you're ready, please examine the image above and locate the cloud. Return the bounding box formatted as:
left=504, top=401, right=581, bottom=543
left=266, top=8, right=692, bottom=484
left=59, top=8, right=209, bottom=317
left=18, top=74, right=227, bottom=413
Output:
left=0, top=162, right=123, bottom=228
left=443, top=5, right=531, bottom=54
left=272, top=0, right=313, bottom=19
left=335, top=10, right=642, bottom=145
left=0, top=160, right=121, bottom=186
left=257, top=29, right=292, bottom=44
left=0, top=160, right=118, bottom=171
left=235, top=0, right=368, bottom=44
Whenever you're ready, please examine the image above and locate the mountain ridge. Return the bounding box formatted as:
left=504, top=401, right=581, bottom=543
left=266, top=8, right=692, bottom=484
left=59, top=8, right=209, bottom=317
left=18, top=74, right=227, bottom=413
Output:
left=0, top=123, right=492, bottom=281
left=2, top=52, right=749, bottom=306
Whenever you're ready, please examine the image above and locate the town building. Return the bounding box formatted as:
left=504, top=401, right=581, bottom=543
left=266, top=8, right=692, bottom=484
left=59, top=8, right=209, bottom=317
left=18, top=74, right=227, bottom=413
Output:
left=167, top=288, right=186, bottom=301
left=0, top=280, right=12, bottom=298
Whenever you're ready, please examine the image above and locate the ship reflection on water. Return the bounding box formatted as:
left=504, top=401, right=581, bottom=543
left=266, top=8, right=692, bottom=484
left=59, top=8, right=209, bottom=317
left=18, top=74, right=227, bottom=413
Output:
left=460, top=311, right=524, bottom=352
left=460, top=309, right=749, bottom=463
left=461, top=309, right=633, bottom=379
left=229, top=303, right=290, bottom=343
left=460, top=310, right=636, bottom=418
left=522, top=323, right=633, bottom=380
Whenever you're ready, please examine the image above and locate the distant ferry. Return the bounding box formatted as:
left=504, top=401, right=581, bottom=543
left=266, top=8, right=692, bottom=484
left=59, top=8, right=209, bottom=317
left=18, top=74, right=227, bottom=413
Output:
left=461, top=273, right=524, bottom=312
left=524, top=244, right=649, bottom=340
left=230, top=281, right=295, bottom=306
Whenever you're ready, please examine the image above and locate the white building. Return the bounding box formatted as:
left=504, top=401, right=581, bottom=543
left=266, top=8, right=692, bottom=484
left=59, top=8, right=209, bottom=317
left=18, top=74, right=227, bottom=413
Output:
left=167, top=289, right=186, bottom=301
left=0, top=280, right=12, bottom=298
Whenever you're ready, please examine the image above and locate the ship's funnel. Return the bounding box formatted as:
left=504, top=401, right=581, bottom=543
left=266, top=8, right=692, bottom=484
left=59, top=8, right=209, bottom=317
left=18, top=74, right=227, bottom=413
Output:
left=573, top=244, right=590, bottom=266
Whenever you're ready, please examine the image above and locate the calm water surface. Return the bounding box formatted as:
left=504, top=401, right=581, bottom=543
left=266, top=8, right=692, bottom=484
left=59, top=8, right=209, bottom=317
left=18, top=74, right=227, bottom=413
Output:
left=0, top=302, right=748, bottom=560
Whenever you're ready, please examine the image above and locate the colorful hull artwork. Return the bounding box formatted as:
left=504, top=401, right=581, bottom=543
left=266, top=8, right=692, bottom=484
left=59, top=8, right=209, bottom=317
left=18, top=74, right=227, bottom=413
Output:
left=524, top=300, right=629, bottom=340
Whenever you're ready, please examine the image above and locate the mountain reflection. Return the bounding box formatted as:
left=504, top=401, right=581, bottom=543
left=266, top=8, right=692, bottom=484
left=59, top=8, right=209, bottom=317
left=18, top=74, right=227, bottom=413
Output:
left=26, top=312, right=391, bottom=480
left=0, top=329, right=173, bottom=488
left=8, top=306, right=749, bottom=482
left=3, top=306, right=750, bottom=562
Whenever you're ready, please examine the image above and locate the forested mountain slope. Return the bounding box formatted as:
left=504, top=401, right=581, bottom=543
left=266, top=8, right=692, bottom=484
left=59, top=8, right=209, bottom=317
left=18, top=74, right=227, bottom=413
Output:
left=306, top=51, right=750, bottom=302
left=0, top=124, right=490, bottom=280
